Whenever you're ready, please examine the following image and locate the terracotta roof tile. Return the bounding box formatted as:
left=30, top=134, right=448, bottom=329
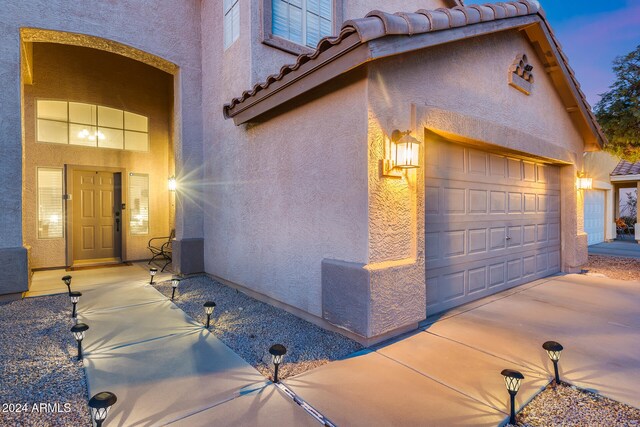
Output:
left=612, top=160, right=640, bottom=176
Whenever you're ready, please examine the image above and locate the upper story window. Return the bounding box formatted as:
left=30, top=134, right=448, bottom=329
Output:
left=268, top=0, right=337, bottom=53
left=36, top=100, right=149, bottom=152
left=224, top=0, right=240, bottom=49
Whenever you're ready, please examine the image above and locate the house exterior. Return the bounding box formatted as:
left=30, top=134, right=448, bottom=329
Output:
left=584, top=152, right=640, bottom=244
left=1, top=0, right=604, bottom=344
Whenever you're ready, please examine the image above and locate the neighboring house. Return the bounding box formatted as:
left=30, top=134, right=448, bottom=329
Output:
left=1, top=0, right=605, bottom=344
left=584, top=152, right=640, bottom=244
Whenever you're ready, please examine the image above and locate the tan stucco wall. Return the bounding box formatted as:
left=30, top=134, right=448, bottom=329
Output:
left=23, top=43, right=173, bottom=268
left=584, top=151, right=620, bottom=184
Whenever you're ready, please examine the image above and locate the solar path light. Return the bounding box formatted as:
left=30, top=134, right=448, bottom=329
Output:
left=542, top=341, right=564, bottom=384
left=203, top=301, right=216, bottom=329
left=62, top=275, right=72, bottom=295
left=269, top=344, right=287, bottom=383
left=88, top=391, right=117, bottom=427
left=171, top=277, right=180, bottom=301
left=70, top=291, right=82, bottom=320
left=501, top=369, right=524, bottom=425
left=149, top=267, right=157, bottom=284
left=71, top=323, right=89, bottom=361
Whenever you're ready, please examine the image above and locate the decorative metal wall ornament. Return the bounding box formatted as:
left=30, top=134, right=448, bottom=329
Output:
left=509, top=54, right=534, bottom=95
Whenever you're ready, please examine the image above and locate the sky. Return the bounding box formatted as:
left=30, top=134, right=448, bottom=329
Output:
left=464, top=0, right=640, bottom=108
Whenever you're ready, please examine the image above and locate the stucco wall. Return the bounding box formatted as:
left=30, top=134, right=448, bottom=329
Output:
left=23, top=43, right=173, bottom=268
left=584, top=151, right=620, bottom=184
left=367, top=29, right=587, bottom=273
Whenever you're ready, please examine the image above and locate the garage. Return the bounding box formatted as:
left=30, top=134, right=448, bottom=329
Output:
left=583, top=190, right=606, bottom=245
left=425, top=139, right=562, bottom=315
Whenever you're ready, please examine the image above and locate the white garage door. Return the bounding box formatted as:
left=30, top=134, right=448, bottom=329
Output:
left=425, top=140, right=561, bottom=315
left=584, top=190, right=605, bottom=245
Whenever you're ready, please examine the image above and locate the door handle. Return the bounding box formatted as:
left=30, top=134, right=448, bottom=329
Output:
left=506, top=236, right=511, bottom=240
left=116, top=218, right=120, bottom=232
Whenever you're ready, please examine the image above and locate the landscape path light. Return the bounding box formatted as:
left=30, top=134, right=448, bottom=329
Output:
left=62, top=275, right=72, bottom=295
left=149, top=267, right=157, bottom=285
left=71, top=323, right=89, bottom=361
left=88, top=391, right=117, bottom=427
left=501, top=368, right=524, bottom=425
left=542, top=341, right=564, bottom=384
left=203, top=301, right=216, bottom=329
left=70, top=291, right=82, bottom=321
left=269, top=344, right=287, bottom=383
left=171, top=277, right=180, bottom=301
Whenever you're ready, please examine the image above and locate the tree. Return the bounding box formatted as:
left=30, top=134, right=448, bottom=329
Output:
left=594, top=45, right=640, bottom=162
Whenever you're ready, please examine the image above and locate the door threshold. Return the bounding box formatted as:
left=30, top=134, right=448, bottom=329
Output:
left=66, top=261, right=132, bottom=272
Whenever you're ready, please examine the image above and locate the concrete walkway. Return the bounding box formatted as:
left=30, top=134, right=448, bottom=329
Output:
left=284, top=274, right=640, bottom=426
left=31, top=264, right=314, bottom=426
left=589, top=240, right=640, bottom=258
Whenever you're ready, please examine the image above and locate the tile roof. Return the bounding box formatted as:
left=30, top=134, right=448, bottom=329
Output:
left=612, top=160, right=640, bottom=176
left=223, top=0, right=604, bottom=147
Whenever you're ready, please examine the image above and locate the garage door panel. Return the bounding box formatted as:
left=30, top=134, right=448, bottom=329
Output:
left=426, top=140, right=561, bottom=316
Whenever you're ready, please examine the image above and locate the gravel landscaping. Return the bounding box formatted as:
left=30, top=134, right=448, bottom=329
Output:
left=0, top=295, right=91, bottom=427
left=583, top=255, right=640, bottom=281
left=153, top=275, right=363, bottom=380
left=511, top=382, right=640, bottom=426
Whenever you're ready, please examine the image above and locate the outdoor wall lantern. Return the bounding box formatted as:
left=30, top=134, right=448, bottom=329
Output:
left=149, top=267, right=158, bottom=285
left=501, top=368, right=524, bottom=425
left=88, top=391, right=117, bottom=427
left=203, top=301, right=216, bottom=329
left=269, top=344, right=287, bottom=383
left=382, top=129, right=422, bottom=177
left=542, top=341, right=564, bottom=384
left=70, top=291, right=82, bottom=321
left=168, top=176, right=177, bottom=191
left=171, top=277, right=180, bottom=301
left=62, top=275, right=73, bottom=295
left=576, top=172, right=593, bottom=190
left=71, top=323, right=89, bottom=361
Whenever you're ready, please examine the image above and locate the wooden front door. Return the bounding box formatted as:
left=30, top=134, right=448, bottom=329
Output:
left=72, top=170, right=122, bottom=263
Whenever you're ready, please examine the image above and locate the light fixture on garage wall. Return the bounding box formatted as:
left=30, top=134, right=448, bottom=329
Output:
left=576, top=172, right=593, bottom=190
left=382, top=129, right=422, bottom=178
left=168, top=176, right=177, bottom=191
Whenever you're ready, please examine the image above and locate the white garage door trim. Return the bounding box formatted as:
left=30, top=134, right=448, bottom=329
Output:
left=584, top=189, right=605, bottom=246
left=425, top=140, right=561, bottom=316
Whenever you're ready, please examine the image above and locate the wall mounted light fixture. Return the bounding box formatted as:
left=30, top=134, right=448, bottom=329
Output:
left=168, top=176, right=177, bottom=191
left=576, top=172, right=593, bottom=190
left=382, top=129, right=422, bottom=177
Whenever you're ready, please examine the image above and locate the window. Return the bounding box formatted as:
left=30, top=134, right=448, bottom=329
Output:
left=224, top=0, right=240, bottom=49
left=272, top=0, right=333, bottom=49
left=37, top=100, right=149, bottom=152
left=129, top=173, right=149, bottom=235
left=37, top=168, right=64, bottom=239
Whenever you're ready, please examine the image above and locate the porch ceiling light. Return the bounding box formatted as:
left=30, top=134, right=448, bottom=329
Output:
left=203, top=301, right=216, bottom=329
left=62, top=275, right=72, bottom=295
left=149, top=267, right=158, bottom=285
left=171, top=277, right=180, bottom=301
left=501, top=368, right=524, bottom=425
left=542, top=341, right=564, bottom=384
left=88, top=391, right=117, bottom=427
left=71, top=323, right=89, bottom=361
left=576, top=172, right=593, bottom=190
left=168, top=176, right=177, bottom=191
left=269, top=344, right=287, bottom=383
left=382, top=129, right=422, bottom=177
left=70, top=291, right=82, bottom=320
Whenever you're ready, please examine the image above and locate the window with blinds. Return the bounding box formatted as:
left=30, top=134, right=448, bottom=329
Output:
left=272, top=0, right=332, bottom=48
left=224, top=0, right=240, bottom=49
left=37, top=168, right=64, bottom=239
left=129, top=173, right=149, bottom=235
left=36, top=100, right=149, bottom=152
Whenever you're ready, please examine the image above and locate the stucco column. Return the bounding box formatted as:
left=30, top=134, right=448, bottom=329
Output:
left=0, top=28, right=30, bottom=295
left=561, top=164, right=588, bottom=271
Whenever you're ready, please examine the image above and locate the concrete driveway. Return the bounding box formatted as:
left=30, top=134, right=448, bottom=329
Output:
left=285, top=274, right=640, bottom=426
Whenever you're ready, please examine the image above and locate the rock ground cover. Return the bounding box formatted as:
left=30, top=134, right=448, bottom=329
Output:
left=583, top=255, right=640, bottom=281
left=511, top=382, right=640, bottom=426
left=153, top=275, right=363, bottom=380
left=0, top=295, right=91, bottom=427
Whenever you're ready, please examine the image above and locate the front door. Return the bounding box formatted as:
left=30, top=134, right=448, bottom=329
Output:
left=72, top=170, right=122, bottom=264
